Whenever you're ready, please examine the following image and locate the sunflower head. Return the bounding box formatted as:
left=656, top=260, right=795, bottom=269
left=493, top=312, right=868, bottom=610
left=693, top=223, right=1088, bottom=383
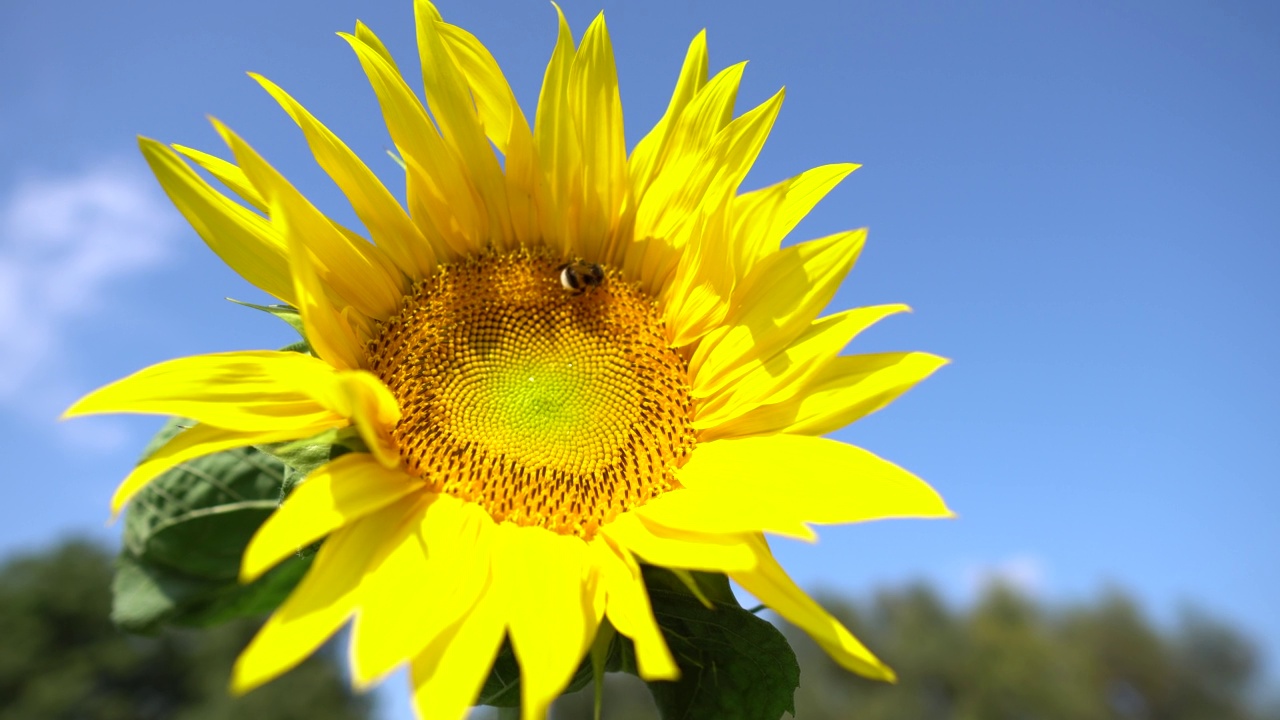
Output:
left=369, top=247, right=696, bottom=538
left=64, top=2, right=951, bottom=718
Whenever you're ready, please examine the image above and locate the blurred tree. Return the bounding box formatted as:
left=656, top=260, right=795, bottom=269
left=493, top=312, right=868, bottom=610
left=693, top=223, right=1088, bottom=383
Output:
left=0, top=539, right=372, bottom=720
left=549, top=581, right=1278, bottom=720
left=787, top=582, right=1277, bottom=720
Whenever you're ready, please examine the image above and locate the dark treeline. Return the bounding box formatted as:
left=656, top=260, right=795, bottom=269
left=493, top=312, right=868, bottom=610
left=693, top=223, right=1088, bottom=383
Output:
left=4, top=540, right=1276, bottom=720
left=0, top=540, right=370, bottom=720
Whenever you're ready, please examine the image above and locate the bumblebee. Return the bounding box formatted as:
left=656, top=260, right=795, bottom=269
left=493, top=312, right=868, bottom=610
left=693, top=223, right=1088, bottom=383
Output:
left=558, top=260, right=605, bottom=294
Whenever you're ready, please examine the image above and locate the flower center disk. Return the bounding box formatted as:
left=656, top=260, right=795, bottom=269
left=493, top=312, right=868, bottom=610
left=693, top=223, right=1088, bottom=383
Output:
left=368, top=249, right=696, bottom=538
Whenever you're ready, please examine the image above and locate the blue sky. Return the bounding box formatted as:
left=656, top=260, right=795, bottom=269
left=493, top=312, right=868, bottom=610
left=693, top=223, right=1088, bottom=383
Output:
left=3, top=0, right=1278, bottom=714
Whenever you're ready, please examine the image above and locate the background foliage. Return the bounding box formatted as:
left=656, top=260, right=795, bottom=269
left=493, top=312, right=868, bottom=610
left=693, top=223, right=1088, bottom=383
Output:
left=0, top=540, right=371, bottom=720
left=4, top=538, right=1277, bottom=720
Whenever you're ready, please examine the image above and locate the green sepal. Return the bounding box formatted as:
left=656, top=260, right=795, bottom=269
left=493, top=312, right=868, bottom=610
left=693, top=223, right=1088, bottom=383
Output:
left=227, top=299, right=306, bottom=337
left=255, top=427, right=367, bottom=492
left=663, top=568, right=738, bottom=608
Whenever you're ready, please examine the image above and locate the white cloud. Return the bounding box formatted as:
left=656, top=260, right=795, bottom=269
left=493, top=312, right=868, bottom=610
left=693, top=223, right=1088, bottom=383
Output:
left=0, top=161, right=180, bottom=426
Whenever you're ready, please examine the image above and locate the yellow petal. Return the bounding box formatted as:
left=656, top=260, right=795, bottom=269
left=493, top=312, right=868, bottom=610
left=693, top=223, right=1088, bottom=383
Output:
left=694, top=304, right=910, bottom=425
left=341, top=31, right=484, bottom=257
left=636, top=495, right=816, bottom=544
left=171, top=144, right=268, bottom=212
left=674, top=88, right=785, bottom=243
left=109, top=422, right=326, bottom=516
left=268, top=194, right=366, bottom=370
left=213, top=119, right=405, bottom=323
left=614, top=30, right=710, bottom=265
left=138, top=137, right=293, bottom=303
left=409, top=581, right=506, bottom=720
left=354, top=20, right=400, bottom=72
left=500, top=524, right=598, bottom=720
left=656, top=90, right=786, bottom=335
left=602, top=511, right=760, bottom=572
left=438, top=23, right=518, bottom=152
left=328, top=371, right=402, bottom=468
left=629, top=30, right=708, bottom=200
left=251, top=73, right=437, bottom=281
left=633, top=62, right=746, bottom=245
left=625, top=62, right=757, bottom=294
left=656, top=203, right=728, bottom=348
left=568, top=12, right=627, bottom=260
left=173, top=142, right=412, bottom=283
left=231, top=502, right=411, bottom=694
left=418, top=496, right=496, bottom=618
left=350, top=494, right=494, bottom=688
left=733, top=163, right=859, bottom=272
left=438, top=21, right=550, bottom=247
left=591, top=538, right=678, bottom=680
left=534, top=3, right=581, bottom=253
left=240, top=453, right=423, bottom=582
left=348, top=496, right=431, bottom=687
left=703, top=352, right=949, bottom=441
left=705, top=88, right=784, bottom=207
left=690, top=228, right=867, bottom=396
left=732, top=536, right=895, bottom=681
left=661, top=59, right=743, bottom=156
left=414, top=0, right=513, bottom=248
left=64, top=351, right=348, bottom=431
left=639, top=435, right=951, bottom=539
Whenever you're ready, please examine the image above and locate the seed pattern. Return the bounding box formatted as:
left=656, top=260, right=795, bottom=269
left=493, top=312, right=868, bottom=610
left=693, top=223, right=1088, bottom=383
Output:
left=367, top=248, right=697, bottom=538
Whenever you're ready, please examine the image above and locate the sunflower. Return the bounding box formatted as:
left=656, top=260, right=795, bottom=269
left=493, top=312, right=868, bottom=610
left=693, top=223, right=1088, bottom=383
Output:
left=65, top=2, right=950, bottom=718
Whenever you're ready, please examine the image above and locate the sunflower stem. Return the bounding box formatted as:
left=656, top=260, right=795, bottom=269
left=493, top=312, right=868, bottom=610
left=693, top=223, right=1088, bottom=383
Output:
left=590, top=623, right=616, bottom=720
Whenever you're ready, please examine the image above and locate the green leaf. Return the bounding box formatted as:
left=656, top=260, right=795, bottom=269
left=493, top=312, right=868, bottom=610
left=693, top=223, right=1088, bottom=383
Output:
left=124, top=419, right=290, bottom=581
left=642, top=567, right=800, bottom=720
left=112, top=417, right=341, bottom=633
left=476, top=642, right=523, bottom=708
left=477, top=643, right=598, bottom=708
left=111, top=547, right=313, bottom=633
